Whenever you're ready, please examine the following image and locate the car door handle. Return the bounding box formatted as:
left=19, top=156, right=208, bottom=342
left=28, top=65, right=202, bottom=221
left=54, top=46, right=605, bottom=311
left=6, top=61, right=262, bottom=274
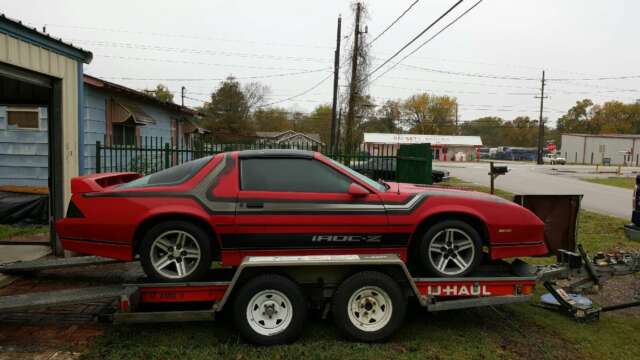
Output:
left=245, top=202, right=264, bottom=209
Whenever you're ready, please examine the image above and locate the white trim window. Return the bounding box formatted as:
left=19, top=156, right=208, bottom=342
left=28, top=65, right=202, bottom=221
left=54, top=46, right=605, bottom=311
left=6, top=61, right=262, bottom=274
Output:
left=7, top=106, right=40, bottom=130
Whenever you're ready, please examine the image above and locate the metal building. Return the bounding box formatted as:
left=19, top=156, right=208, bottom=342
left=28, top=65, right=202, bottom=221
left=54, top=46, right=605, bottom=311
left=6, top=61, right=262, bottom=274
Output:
left=0, top=15, right=92, bottom=253
left=560, top=133, right=640, bottom=166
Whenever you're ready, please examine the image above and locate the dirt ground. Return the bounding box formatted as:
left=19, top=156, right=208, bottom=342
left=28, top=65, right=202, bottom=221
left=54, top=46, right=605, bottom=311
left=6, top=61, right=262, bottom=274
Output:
left=0, top=262, right=143, bottom=359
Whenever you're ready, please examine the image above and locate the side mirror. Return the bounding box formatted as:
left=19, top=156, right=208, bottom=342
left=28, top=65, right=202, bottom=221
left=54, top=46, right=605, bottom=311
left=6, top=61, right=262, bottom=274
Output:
left=348, top=183, right=369, bottom=197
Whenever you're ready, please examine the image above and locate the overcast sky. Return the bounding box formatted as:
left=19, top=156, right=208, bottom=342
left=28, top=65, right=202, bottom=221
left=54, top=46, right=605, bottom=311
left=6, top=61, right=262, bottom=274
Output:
left=3, top=0, right=639, bottom=127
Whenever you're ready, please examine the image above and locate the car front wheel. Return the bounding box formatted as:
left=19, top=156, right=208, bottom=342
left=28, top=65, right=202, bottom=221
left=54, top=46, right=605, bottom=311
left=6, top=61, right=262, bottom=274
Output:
left=140, top=221, right=212, bottom=282
left=418, top=220, right=482, bottom=277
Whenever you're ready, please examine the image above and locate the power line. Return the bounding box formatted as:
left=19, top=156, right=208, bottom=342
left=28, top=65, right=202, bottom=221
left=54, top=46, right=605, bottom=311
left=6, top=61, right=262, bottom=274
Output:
left=366, top=0, right=465, bottom=79
left=393, top=63, right=540, bottom=81
left=258, top=73, right=334, bottom=108
left=548, top=74, right=640, bottom=81
left=94, top=54, right=331, bottom=73
left=368, top=0, right=421, bottom=45
left=70, top=39, right=331, bottom=63
left=46, top=23, right=333, bottom=49
left=369, top=0, right=484, bottom=85
left=99, top=68, right=331, bottom=82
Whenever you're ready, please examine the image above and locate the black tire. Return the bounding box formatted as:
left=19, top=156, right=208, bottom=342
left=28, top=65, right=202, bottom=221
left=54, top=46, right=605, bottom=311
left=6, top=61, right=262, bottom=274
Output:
left=418, top=220, right=482, bottom=277
left=233, top=274, right=307, bottom=346
left=139, top=221, right=212, bottom=282
left=331, top=271, right=406, bottom=342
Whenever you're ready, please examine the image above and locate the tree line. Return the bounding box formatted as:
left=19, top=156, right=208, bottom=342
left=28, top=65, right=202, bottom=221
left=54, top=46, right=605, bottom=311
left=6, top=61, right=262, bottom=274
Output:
left=146, top=78, right=638, bottom=149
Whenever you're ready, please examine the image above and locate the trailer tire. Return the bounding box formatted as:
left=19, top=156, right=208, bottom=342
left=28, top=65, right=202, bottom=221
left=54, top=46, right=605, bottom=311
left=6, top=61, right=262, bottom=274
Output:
left=233, top=274, right=307, bottom=346
left=140, top=221, right=211, bottom=282
left=331, top=271, right=406, bottom=342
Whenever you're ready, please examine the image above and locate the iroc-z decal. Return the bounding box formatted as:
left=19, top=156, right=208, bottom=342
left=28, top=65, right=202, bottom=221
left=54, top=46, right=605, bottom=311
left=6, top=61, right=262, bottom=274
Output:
left=311, top=234, right=382, bottom=243
left=219, top=233, right=410, bottom=249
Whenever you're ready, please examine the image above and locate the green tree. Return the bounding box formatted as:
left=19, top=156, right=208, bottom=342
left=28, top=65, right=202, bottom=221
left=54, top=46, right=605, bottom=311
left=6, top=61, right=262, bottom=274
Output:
left=459, top=117, right=505, bottom=146
left=253, top=107, right=291, bottom=132
left=402, top=93, right=457, bottom=134
left=363, top=100, right=401, bottom=133
left=200, top=77, right=254, bottom=143
left=556, top=99, right=594, bottom=134
left=144, top=84, right=174, bottom=103
left=297, top=104, right=332, bottom=144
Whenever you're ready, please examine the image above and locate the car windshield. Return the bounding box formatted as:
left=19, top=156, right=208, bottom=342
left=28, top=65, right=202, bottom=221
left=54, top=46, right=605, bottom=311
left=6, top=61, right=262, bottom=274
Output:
left=117, top=156, right=212, bottom=189
left=325, top=157, right=387, bottom=192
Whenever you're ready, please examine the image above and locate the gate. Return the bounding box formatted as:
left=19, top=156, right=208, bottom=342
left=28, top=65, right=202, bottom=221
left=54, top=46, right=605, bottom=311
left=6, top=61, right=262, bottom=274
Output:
left=397, top=143, right=433, bottom=185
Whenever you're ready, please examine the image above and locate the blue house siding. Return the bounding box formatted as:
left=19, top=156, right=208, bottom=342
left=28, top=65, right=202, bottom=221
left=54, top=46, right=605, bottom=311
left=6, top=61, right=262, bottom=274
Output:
left=0, top=82, right=191, bottom=185
left=0, top=107, right=49, bottom=187
left=82, top=85, right=185, bottom=175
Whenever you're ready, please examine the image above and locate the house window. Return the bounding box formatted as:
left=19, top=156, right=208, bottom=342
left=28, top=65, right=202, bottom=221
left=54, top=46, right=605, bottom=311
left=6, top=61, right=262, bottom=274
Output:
left=7, top=107, right=39, bottom=129
left=112, top=123, right=136, bottom=146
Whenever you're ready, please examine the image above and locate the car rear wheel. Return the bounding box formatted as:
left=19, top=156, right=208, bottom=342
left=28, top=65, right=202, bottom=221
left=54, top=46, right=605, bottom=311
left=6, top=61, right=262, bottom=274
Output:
left=140, top=221, right=212, bottom=282
left=418, top=220, right=482, bottom=277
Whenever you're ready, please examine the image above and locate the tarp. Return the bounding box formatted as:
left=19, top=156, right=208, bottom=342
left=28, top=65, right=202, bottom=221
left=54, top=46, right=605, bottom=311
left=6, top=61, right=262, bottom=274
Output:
left=513, top=194, right=583, bottom=256
left=0, top=191, right=48, bottom=225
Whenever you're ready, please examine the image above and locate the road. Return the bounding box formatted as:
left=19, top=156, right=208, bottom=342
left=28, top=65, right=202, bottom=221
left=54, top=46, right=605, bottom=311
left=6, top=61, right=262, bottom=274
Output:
left=436, top=162, right=633, bottom=219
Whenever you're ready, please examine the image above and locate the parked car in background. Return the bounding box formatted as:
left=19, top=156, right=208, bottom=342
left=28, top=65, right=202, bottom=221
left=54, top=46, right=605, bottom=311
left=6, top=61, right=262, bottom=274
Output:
left=56, top=150, right=547, bottom=282
left=543, top=153, right=566, bottom=165
left=350, top=157, right=449, bottom=183
left=624, top=175, right=640, bottom=241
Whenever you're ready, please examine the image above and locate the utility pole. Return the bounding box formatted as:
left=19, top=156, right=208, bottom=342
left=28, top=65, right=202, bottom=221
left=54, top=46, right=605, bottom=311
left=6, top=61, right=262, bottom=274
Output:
left=335, top=108, right=343, bottom=150
left=455, top=102, right=459, bottom=135
left=330, top=15, right=342, bottom=153
left=345, top=2, right=362, bottom=152
left=535, top=70, right=547, bottom=165
left=181, top=86, right=186, bottom=107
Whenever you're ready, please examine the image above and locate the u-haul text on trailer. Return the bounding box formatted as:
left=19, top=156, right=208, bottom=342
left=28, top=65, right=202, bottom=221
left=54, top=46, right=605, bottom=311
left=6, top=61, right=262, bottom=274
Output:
left=426, top=284, right=492, bottom=297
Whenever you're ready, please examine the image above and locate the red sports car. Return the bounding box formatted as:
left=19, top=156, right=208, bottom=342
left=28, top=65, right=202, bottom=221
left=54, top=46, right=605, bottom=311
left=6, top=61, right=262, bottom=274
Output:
left=56, top=150, right=548, bottom=282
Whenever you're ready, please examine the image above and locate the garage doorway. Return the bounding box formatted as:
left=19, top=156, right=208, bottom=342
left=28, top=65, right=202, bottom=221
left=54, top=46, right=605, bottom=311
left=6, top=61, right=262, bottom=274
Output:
left=0, top=62, right=64, bottom=255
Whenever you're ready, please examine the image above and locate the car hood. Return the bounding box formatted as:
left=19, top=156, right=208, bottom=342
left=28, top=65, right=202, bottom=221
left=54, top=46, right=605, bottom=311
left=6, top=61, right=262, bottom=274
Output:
left=383, top=181, right=509, bottom=203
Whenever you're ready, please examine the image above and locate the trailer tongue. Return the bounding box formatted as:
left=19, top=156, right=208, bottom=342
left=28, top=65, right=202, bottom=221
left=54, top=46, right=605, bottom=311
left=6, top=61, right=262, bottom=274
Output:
left=0, top=248, right=638, bottom=344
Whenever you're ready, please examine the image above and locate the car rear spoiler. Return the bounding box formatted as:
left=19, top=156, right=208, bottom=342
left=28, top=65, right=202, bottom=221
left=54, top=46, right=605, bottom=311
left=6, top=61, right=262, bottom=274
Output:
left=71, top=172, right=142, bottom=194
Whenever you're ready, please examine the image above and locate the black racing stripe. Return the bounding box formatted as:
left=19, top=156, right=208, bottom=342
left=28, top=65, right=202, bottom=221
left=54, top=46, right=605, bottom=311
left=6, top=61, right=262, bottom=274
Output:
left=219, top=233, right=410, bottom=249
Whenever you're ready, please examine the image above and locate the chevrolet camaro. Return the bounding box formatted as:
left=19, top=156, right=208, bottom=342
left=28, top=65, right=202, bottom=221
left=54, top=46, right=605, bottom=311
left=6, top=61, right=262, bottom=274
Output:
left=56, top=150, right=548, bottom=282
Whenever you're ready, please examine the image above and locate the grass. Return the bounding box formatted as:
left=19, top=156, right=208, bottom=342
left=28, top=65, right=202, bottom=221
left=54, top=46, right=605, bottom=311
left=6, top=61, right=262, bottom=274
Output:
left=81, top=178, right=640, bottom=360
left=0, top=224, right=48, bottom=239
left=583, top=177, right=636, bottom=190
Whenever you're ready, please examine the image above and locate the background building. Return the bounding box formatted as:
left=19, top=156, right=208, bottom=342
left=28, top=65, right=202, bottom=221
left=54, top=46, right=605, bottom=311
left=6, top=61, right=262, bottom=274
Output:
left=560, top=133, right=640, bottom=165
left=363, top=133, right=483, bottom=161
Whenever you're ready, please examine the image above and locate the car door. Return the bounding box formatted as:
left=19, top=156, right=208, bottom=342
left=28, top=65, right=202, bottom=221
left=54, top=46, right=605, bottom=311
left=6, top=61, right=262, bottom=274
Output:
left=231, top=154, right=392, bottom=254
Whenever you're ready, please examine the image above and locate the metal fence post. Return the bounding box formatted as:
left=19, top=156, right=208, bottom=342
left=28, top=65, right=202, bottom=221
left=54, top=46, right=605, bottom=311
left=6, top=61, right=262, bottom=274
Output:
left=164, top=142, right=171, bottom=169
left=95, top=140, right=101, bottom=173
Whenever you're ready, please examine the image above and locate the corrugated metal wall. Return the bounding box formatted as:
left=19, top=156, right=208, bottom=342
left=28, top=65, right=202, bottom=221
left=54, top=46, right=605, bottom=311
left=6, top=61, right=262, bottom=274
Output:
left=561, top=134, right=638, bottom=165
left=0, top=33, right=80, bottom=206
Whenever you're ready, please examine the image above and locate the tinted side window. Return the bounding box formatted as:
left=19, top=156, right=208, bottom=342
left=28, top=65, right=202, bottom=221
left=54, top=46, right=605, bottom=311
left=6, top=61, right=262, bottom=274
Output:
left=241, top=158, right=351, bottom=193
left=118, top=156, right=212, bottom=189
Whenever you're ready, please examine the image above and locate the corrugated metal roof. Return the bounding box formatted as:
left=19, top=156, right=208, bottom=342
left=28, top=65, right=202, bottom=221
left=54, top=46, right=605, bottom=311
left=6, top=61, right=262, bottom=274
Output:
left=364, top=133, right=483, bottom=146
left=0, top=14, right=92, bottom=63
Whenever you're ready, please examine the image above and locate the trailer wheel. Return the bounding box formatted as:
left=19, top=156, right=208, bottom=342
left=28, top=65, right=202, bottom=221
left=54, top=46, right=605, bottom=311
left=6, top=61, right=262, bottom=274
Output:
left=233, top=274, right=307, bottom=346
left=331, top=271, right=406, bottom=342
left=140, top=221, right=211, bottom=282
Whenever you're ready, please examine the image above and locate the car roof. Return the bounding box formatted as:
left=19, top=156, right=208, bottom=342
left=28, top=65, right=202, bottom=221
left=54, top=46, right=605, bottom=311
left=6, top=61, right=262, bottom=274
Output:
left=237, top=149, right=315, bottom=159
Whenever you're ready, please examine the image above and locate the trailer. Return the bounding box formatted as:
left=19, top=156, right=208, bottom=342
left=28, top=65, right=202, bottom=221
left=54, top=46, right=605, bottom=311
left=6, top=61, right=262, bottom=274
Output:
left=0, top=246, right=638, bottom=345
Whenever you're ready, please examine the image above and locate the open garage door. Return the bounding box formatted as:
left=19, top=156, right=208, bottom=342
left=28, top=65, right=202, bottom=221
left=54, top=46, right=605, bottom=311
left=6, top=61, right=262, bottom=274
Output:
left=0, top=62, right=64, bottom=254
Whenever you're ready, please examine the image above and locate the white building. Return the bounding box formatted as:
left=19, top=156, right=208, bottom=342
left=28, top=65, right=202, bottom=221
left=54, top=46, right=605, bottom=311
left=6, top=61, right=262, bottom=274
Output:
left=560, top=133, right=640, bottom=165
left=363, top=133, right=483, bottom=161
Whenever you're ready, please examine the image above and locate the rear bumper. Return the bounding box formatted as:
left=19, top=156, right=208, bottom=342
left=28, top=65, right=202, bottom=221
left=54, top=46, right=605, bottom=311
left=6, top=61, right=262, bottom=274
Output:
left=60, top=238, right=133, bottom=261
left=624, top=224, right=640, bottom=241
